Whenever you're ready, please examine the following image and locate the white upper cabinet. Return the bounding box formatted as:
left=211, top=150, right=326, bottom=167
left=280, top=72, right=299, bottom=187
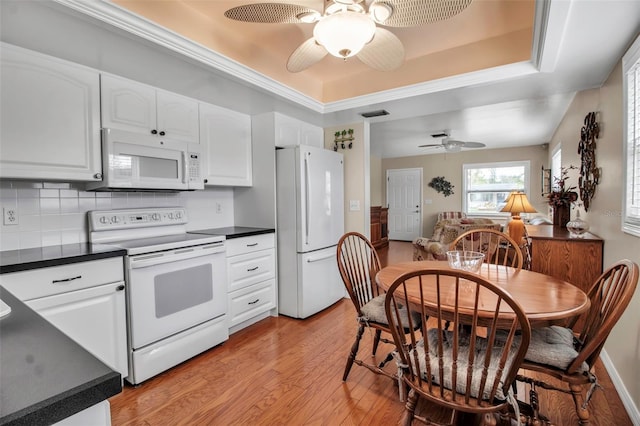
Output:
left=200, top=102, right=252, bottom=187
left=0, top=43, right=102, bottom=181
left=274, top=113, right=323, bottom=148
left=101, top=74, right=199, bottom=143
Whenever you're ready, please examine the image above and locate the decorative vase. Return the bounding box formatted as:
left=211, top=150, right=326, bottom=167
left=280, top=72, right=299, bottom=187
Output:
left=567, top=210, right=590, bottom=237
left=553, top=204, right=571, bottom=228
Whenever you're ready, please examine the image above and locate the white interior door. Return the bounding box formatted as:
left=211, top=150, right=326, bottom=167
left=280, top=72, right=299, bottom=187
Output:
left=387, top=168, right=422, bottom=241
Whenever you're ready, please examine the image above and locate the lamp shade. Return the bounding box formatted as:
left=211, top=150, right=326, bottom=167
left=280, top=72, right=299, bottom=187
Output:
left=313, top=11, right=376, bottom=58
left=500, top=192, right=537, bottom=215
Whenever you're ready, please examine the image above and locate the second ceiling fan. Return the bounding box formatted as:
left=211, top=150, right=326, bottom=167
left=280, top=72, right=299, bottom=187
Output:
left=224, top=0, right=472, bottom=72
left=419, top=136, right=486, bottom=153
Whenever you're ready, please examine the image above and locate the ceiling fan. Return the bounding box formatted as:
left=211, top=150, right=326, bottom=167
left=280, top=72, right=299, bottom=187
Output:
left=224, top=0, right=472, bottom=72
left=419, top=137, right=486, bottom=153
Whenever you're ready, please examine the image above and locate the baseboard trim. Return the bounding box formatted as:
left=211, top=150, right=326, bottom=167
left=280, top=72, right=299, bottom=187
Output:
left=600, top=349, right=640, bottom=424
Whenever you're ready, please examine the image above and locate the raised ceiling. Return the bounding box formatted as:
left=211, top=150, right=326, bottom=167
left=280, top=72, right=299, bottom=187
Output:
left=112, top=0, right=535, bottom=103
left=48, top=0, right=640, bottom=158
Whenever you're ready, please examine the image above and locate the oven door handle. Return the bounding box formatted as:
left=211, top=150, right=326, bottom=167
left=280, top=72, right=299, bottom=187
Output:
left=128, top=243, right=225, bottom=269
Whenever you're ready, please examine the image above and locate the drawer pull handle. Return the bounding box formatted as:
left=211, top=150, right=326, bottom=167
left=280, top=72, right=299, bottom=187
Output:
left=116, top=285, right=125, bottom=291
left=248, top=299, right=260, bottom=305
left=246, top=243, right=259, bottom=247
left=52, top=275, right=81, bottom=284
left=247, top=266, right=259, bottom=272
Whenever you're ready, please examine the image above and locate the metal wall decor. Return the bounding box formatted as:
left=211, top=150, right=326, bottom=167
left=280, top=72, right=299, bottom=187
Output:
left=578, top=111, right=600, bottom=211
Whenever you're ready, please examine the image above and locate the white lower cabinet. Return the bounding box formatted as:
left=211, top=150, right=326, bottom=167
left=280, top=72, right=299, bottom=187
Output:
left=226, top=233, right=276, bottom=332
left=0, top=257, right=128, bottom=377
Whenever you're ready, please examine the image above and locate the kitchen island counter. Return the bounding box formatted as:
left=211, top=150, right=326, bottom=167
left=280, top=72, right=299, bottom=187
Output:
left=0, top=287, right=121, bottom=426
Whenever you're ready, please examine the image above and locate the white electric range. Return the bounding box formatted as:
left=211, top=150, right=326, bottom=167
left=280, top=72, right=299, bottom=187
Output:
left=88, top=207, right=228, bottom=385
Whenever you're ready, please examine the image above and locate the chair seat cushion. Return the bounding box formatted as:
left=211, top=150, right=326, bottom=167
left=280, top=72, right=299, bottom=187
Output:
left=360, top=294, right=421, bottom=327
left=524, top=326, right=588, bottom=373
left=410, top=328, right=519, bottom=401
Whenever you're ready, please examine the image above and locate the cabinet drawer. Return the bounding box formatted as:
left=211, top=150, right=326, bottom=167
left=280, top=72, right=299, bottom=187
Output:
left=226, top=233, right=274, bottom=257
left=0, top=257, right=124, bottom=301
left=228, top=280, right=275, bottom=327
left=227, top=249, right=275, bottom=292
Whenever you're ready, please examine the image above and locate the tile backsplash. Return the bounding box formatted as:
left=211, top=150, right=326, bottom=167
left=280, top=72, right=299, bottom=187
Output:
left=0, top=180, right=235, bottom=251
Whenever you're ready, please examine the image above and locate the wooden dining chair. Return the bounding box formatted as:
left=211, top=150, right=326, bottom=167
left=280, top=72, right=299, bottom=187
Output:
left=385, top=268, right=531, bottom=425
left=516, top=259, right=639, bottom=425
left=450, top=228, right=524, bottom=270
left=336, top=232, right=421, bottom=382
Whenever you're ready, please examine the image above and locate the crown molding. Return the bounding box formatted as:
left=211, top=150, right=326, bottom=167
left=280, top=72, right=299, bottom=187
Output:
left=52, top=0, right=325, bottom=112
left=53, top=0, right=549, bottom=116
left=321, top=60, right=538, bottom=113
left=531, top=0, right=571, bottom=72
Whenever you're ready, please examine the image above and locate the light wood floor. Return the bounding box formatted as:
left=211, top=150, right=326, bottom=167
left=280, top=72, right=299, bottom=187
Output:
left=109, top=241, right=631, bottom=425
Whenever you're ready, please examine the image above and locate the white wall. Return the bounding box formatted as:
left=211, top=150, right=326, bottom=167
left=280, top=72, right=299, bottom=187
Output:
left=381, top=145, right=549, bottom=237
left=0, top=180, right=234, bottom=251
left=549, top=59, right=640, bottom=416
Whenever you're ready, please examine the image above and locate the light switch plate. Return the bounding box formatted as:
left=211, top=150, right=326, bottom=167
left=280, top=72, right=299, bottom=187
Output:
left=349, top=200, right=360, bottom=211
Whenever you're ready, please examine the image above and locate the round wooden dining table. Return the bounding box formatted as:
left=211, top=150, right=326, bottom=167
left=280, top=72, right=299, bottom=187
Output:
left=375, top=260, right=591, bottom=328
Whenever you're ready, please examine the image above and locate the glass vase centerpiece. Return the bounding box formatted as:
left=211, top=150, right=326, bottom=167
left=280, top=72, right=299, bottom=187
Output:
left=566, top=210, right=590, bottom=237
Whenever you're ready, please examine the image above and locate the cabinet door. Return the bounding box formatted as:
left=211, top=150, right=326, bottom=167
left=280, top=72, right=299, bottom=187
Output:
left=274, top=113, right=323, bottom=148
left=156, top=90, right=199, bottom=143
left=300, top=121, right=324, bottom=148
left=274, top=113, right=302, bottom=147
left=100, top=73, right=157, bottom=135
left=200, top=102, right=252, bottom=186
left=26, top=282, right=128, bottom=377
left=0, top=43, right=101, bottom=181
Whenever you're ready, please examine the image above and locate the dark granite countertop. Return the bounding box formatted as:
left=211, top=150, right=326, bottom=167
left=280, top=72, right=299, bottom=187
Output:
left=0, top=243, right=126, bottom=274
left=0, top=287, right=121, bottom=426
left=189, top=227, right=275, bottom=240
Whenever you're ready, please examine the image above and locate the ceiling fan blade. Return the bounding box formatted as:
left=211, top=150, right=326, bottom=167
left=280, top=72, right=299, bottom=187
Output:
left=356, top=28, right=404, bottom=71
left=374, top=0, right=472, bottom=28
left=462, top=142, right=486, bottom=148
left=418, top=144, right=443, bottom=148
left=287, top=37, right=328, bottom=72
left=224, top=3, right=318, bottom=23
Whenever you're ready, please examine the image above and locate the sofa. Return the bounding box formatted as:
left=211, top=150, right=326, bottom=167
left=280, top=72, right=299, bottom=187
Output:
left=412, top=212, right=502, bottom=261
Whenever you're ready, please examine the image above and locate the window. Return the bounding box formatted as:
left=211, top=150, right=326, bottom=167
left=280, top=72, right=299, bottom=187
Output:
left=623, top=34, right=640, bottom=237
left=463, top=161, right=530, bottom=215
left=551, top=146, right=561, bottom=190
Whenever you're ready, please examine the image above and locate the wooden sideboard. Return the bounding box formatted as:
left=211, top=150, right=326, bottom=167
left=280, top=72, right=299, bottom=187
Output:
left=370, top=206, right=389, bottom=249
left=525, top=225, right=603, bottom=293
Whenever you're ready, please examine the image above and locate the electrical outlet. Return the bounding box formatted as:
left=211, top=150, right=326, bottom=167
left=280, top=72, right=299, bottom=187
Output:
left=3, top=208, right=18, bottom=225
left=216, top=203, right=223, bottom=214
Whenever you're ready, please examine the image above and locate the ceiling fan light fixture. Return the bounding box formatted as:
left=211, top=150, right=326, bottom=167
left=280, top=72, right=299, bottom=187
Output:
left=444, top=140, right=464, bottom=152
left=296, top=10, right=321, bottom=23
left=313, top=11, right=376, bottom=58
left=369, top=3, right=392, bottom=23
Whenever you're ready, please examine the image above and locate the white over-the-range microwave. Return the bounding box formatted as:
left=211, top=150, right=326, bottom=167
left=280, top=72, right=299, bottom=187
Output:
left=86, top=128, right=204, bottom=192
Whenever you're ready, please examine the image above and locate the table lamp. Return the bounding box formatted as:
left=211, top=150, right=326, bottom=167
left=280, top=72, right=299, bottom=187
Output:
left=500, top=191, right=537, bottom=244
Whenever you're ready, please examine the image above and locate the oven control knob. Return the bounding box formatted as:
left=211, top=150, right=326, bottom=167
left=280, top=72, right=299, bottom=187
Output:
left=111, top=216, right=120, bottom=224
left=151, top=213, right=161, bottom=221
left=175, top=211, right=183, bottom=219
left=99, top=216, right=109, bottom=224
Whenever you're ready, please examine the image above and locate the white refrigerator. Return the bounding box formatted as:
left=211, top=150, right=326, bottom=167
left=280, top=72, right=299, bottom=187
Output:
left=276, top=145, right=345, bottom=319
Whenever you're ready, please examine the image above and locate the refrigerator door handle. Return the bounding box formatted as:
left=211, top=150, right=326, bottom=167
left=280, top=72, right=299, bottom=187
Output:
left=306, top=252, right=334, bottom=263
left=304, top=153, right=311, bottom=246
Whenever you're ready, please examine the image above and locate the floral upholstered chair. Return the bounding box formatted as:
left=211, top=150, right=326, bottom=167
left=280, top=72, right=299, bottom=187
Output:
left=412, top=213, right=501, bottom=261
